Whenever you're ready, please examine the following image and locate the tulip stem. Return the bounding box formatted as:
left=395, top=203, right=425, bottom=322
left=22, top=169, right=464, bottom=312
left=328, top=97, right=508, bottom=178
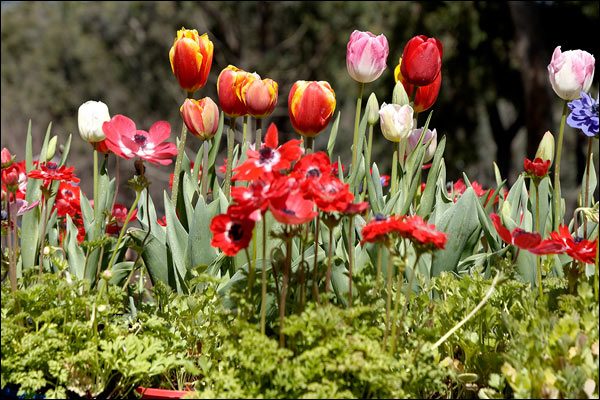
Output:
left=534, top=181, right=543, bottom=298
left=7, top=195, right=17, bottom=292
left=260, top=214, right=268, bottom=334
left=552, top=100, right=569, bottom=230
left=224, top=117, right=236, bottom=198
left=107, top=189, right=141, bottom=273
left=305, top=137, right=314, bottom=154
left=347, top=216, right=354, bottom=307
left=312, top=213, right=321, bottom=304
left=362, top=124, right=374, bottom=200
left=243, top=115, right=248, bottom=144
left=583, top=137, right=593, bottom=238
left=245, top=247, right=254, bottom=315
left=391, top=145, right=398, bottom=195
left=351, top=82, right=365, bottom=180
left=383, top=250, right=393, bottom=350
left=325, top=225, right=334, bottom=299
left=376, top=243, right=383, bottom=293
left=200, top=139, right=210, bottom=200
left=256, top=118, right=263, bottom=146
left=171, top=92, right=194, bottom=208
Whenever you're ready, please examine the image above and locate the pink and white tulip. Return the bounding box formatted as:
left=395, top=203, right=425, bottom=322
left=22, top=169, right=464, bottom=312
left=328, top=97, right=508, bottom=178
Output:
left=379, top=103, right=414, bottom=142
left=548, top=46, right=595, bottom=101
left=346, top=30, right=389, bottom=84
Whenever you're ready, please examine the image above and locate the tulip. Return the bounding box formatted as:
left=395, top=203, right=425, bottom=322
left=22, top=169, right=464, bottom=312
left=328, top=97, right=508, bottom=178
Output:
left=547, top=46, right=595, bottom=101
left=535, top=131, right=555, bottom=165
left=78, top=100, right=110, bottom=143
left=180, top=97, right=220, bottom=141
left=169, top=28, right=213, bottom=93
left=395, top=59, right=442, bottom=112
left=241, top=75, right=278, bottom=118
left=392, top=80, right=409, bottom=106
left=365, top=93, right=380, bottom=126
left=1, top=148, right=14, bottom=168
left=288, top=80, right=336, bottom=138
left=400, top=35, right=443, bottom=87
left=379, top=103, right=414, bottom=142
left=406, top=128, right=437, bottom=162
left=346, top=30, right=389, bottom=83
left=217, top=65, right=250, bottom=118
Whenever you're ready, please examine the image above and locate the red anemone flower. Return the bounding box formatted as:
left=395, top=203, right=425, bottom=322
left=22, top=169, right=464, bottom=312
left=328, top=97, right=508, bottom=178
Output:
left=269, top=191, right=317, bottom=225
left=28, top=162, right=80, bottom=186
left=341, top=201, right=369, bottom=216
left=361, top=214, right=403, bottom=244
left=306, top=175, right=354, bottom=213
left=210, top=212, right=255, bottom=256
left=524, top=157, right=551, bottom=178
left=106, top=203, right=138, bottom=235
left=534, top=225, right=598, bottom=264
left=232, top=123, right=304, bottom=182
left=54, top=182, right=81, bottom=218
left=490, top=213, right=543, bottom=250
left=228, top=178, right=285, bottom=222
left=397, top=215, right=447, bottom=250
left=293, top=151, right=333, bottom=182
left=102, top=115, right=178, bottom=166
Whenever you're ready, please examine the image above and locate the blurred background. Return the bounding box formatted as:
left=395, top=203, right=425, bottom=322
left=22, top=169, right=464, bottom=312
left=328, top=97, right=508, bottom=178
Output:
left=1, top=1, right=598, bottom=215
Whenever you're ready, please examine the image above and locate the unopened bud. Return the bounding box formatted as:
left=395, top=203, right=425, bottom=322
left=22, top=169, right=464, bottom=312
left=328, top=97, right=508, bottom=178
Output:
left=101, top=270, right=113, bottom=281
left=43, top=246, right=51, bottom=256
left=392, top=81, right=409, bottom=106
left=366, top=93, right=380, bottom=126
left=45, top=136, right=57, bottom=162
left=535, top=131, right=555, bottom=165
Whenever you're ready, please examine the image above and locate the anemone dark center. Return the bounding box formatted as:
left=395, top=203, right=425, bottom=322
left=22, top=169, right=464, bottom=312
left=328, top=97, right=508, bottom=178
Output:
left=307, top=168, right=320, bottom=178
left=64, top=190, right=73, bottom=197
left=282, top=208, right=296, bottom=216
left=46, top=162, right=58, bottom=170
left=134, top=134, right=148, bottom=146
left=228, top=223, right=244, bottom=242
left=259, top=147, right=274, bottom=163
left=374, top=213, right=387, bottom=221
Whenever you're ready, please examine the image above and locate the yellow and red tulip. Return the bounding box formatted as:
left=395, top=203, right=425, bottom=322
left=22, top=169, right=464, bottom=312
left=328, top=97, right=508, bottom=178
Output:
left=288, top=80, right=336, bottom=137
left=241, top=75, right=278, bottom=118
left=180, top=97, right=220, bottom=141
left=169, top=28, right=214, bottom=93
left=217, top=65, right=251, bottom=118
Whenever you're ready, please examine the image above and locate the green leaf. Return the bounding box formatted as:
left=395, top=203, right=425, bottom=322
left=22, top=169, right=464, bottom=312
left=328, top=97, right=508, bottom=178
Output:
left=138, top=189, right=166, bottom=243
left=327, top=111, right=341, bottom=158
left=66, top=215, right=86, bottom=280
left=418, top=135, right=446, bottom=218
left=109, top=261, right=135, bottom=286
left=164, top=191, right=190, bottom=289
left=130, top=229, right=179, bottom=291
left=208, top=113, right=225, bottom=169
left=431, top=188, right=482, bottom=277
left=188, top=196, right=218, bottom=269
left=58, top=134, right=72, bottom=166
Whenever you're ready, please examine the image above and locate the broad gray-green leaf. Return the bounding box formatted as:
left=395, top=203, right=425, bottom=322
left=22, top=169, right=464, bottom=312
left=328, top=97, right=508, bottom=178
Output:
left=188, top=196, right=218, bottom=269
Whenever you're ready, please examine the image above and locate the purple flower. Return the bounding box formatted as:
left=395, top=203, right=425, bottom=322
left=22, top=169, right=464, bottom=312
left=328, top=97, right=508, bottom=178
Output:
left=567, top=91, right=599, bottom=137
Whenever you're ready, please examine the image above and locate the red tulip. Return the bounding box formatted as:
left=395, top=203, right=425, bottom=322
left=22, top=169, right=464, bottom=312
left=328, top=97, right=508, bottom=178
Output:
left=395, top=59, right=441, bottom=112
left=169, top=29, right=213, bottom=93
left=400, top=35, right=443, bottom=87
left=288, top=81, right=336, bottom=137
left=217, top=65, right=250, bottom=117
left=524, top=157, right=551, bottom=178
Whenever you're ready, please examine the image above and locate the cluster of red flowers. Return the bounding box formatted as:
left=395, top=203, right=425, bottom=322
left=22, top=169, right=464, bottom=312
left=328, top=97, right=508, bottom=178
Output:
left=361, top=213, right=447, bottom=251
left=449, top=178, right=505, bottom=207
left=490, top=213, right=597, bottom=264
left=210, top=123, right=368, bottom=256
left=1, top=149, right=27, bottom=202
left=523, top=157, right=551, bottom=179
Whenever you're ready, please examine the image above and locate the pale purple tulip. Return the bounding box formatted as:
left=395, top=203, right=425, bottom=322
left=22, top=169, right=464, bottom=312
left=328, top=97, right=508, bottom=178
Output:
left=406, top=128, right=438, bottom=162
left=346, top=30, right=389, bottom=83
left=548, top=46, right=595, bottom=101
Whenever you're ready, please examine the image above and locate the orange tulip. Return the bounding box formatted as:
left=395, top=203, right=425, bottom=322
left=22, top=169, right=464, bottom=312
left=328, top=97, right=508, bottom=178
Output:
left=288, top=81, right=336, bottom=137
left=180, top=97, right=220, bottom=141
left=169, top=28, right=213, bottom=93
left=394, top=59, right=441, bottom=113
left=241, top=75, right=278, bottom=118
left=217, top=65, right=251, bottom=117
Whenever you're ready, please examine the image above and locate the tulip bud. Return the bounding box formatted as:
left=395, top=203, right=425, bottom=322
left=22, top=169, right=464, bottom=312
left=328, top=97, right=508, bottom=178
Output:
left=366, top=93, right=380, bottom=125
left=400, top=35, right=443, bottom=86
left=169, top=28, right=214, bottom=93
left=217, top=65, right=249, bottom=117
left=379, top=103, right=414, bottom=142
left=101, top=269, right=113, bottom=281
left=406, top=128, right=437, bottom=162
left=180, top=97, right=220, bottom=141
left=288, top=80, right=336, bottom=137
left=548, top=46, right=595, bottom=101
left=46, top=136, right=57, bottom=162
left=1, top=148, right=14, bottom=168
left=535, top=131, right=555, bottom=165
left=241, top=75, right=278, bottom=118
left=346, top=30, right=389, bottom=83
left=78, top=100, right=110, bottom=143
left=392, top=81, right=409, bottom=106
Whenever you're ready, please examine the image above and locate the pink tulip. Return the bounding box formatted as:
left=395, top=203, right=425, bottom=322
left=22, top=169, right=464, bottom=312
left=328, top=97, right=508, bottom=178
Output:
left=548, top=46, right=595, bottom=101
left=346, top=30, right=389, bottom=83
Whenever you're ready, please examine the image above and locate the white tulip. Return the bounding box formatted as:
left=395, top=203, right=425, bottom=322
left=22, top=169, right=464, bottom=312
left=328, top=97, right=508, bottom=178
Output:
left=78, top=100, right=110, bottom=143
left=378, top=103, right=414, bottom=142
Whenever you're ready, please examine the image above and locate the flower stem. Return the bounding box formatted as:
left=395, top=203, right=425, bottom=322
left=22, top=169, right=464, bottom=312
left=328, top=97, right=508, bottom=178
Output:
left=325, top=225, right=334, bottom=299
left=312, top=213, right=321, bottom=304
left=260, top=215, right=268, bottom=334
left=305, top=136, right=314, bottom=154
left=224, top=117, right=236, bottom=198
left=347, top=216, right=355, bottom=308
left=534, top=181, right=543, bottom=298
left=171, top=92, right=194, bottom=208
left=390, top=146, right=398, bottom=195
left=37, top=197, right=50, bottom=274
left=361, top=124, right=374, bottom=200
left=107, top=190, right=141, bottom=272
left=393, top=251, right=421, bottom=354
left=279, top=236, right=292, bottom=348
left=383, top=250, right=394, bottom=350
left=351, top=82, right=365, bottom=178
left=583, top=137, right=593, bottom=238
left=7, top=195, right=17, bottom=292
left=552, top=100, right=569, bottom=230
left=245, top=247, right=254, bottom=314
left=243, top=115, right=248, bottom=144
left=376, top=243, right=382, bottom=293
left=256, top=118, right=263, bottom=145
left=200, top=139, right=210, bottom=200
left=300, top=224, right=308, bottom=311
